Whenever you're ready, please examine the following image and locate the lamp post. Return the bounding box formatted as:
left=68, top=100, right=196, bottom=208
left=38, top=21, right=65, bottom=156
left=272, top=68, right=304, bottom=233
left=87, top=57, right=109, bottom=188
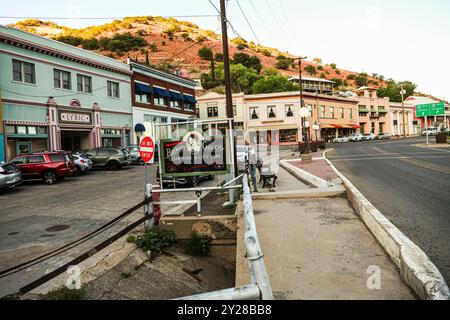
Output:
left=400, top=83, right=407, bottom=138
left=312, top=123, right=320, bottom=142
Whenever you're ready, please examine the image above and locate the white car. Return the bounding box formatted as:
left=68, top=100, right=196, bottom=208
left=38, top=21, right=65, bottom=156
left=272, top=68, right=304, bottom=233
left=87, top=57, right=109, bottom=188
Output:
left=348, top=134, right=363, bottom=142
left=362, top=133, right=376, bottom=141
left=333, top=136, right=349, bottom=143
left=422, top=127, right=438, bottom=136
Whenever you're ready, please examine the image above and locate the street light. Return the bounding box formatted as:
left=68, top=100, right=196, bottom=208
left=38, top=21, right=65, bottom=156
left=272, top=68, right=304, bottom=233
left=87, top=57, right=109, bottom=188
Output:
left=400, top=83, right=407, bottom=138
left=312, top=123, right=320, bottom=142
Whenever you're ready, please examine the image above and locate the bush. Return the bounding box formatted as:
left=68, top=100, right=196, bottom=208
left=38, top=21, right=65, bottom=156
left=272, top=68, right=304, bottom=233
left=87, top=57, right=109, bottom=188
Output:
left=260, top=49, right=272, bottom=57
left=150, top=43, right=158, bottom=52
left=198, top=46, right=213, bottom=61
left=317, top=65, right=323, bottom=71
left=181, top=32, right=192, bottom=41
left=304, top=65, right=316, bottom=75
left=126, top=235, right=136, bottom=243
left=41, top=286, right=85, bottom=300
left=81, top=38, right=99, bottom=50
left=184, top=232, right=211, bottom=256
left=347, top=74, right=356, bottom=80
left=161, top=40, right=166, bottom=46
left=55, top=35, right=83, bottom=46
left=330, top=63, right=337, bottom=69
left=275, top=59, right=291, bottom=70
left=215, top=52, right=224, bottom=62
left=135, top=228, right=176, bottom=253
left=335, top=69, right=341, bottom=75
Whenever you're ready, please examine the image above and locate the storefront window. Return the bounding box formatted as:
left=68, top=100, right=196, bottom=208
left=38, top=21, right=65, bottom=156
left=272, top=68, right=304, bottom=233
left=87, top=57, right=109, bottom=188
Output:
left=28, top=127, right=37, bottom=135
left=280, top=129, right=298, bottom=143
left=5, top=126, right=15, bottom=134
left=17, top=126, right=27, bottom=134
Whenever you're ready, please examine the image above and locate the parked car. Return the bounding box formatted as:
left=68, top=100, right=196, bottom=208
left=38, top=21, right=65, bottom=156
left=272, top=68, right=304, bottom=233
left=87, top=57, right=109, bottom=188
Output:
left=348, top=134, right=363, bottom=142
left=376, top=133, right=391, bottom=140
left=72, top=153, right=93, bottom=176
left=0, top=162, right=23, bottom=190
left=333, top=136, right=349, bottom=143
left=362, top=133, right=376, bottom=141
left=422, top=127, right=438, bottom=136
left=156, top=166, right=213, bottom=188
left=10, top=151, right=75, bottom=185
left=86, top=147, right=130, bottom=170
left=122, top=145, right=159, bottom=166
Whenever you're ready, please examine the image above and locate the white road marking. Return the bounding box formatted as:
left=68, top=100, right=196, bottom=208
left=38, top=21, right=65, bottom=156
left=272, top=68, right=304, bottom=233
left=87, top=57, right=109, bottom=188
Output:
left=329, top=155, right=450, bottom=162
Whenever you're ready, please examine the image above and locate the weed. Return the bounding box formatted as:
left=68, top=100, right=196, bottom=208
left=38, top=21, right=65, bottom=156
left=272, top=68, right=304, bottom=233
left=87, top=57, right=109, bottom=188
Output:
left=184, top=232, right=211, bottom=256
left=41, top=286, right=85, bottom=300
left=135, top=228, right=176, bottom=253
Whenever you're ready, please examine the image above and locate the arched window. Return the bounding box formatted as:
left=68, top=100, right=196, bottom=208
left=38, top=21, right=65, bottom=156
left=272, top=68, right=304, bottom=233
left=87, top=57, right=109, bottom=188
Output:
left=70, top=99, right=81, bottom=108
left=268, top=106, right=276, bottom=118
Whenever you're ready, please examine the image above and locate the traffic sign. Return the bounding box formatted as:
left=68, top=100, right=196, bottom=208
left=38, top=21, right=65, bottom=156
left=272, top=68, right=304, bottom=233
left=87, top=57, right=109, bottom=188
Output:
left=139, top=136, right=155, bottom=164
left=415, top=102, right=445, bottom=117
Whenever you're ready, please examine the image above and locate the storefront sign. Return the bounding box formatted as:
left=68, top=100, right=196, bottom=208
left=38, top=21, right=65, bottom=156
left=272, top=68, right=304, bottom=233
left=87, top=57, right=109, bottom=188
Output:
left=60, top=112, right=91, bottom=124
left=160, top=131, right=229, bottom=177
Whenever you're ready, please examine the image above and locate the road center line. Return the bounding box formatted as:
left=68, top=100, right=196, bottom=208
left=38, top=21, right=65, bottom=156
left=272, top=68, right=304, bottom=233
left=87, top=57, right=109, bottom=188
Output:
left=399, top=158, right=450, bottom=175
left=329, top=155, right=450, bottom=162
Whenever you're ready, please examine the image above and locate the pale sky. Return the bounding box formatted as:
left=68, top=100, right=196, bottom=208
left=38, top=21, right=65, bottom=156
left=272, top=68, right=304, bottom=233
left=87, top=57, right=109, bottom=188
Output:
left=1, top=0, right=449, bottom=100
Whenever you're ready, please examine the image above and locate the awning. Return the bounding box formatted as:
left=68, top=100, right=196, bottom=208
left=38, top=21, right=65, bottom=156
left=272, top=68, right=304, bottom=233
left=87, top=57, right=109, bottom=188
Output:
left=134, top=82, right=152, bottom=94
left=169, top=91, right=185, bottom=101
left=331, top=124, right=343, bottom=129
left=350, top=124, right=361, bottom=129
left=183, top=94, right=197, bottom=104
left=153, top=87, right=171, bottom=98
left=359, top=108, right=369, bottom=113
left=134, top=123, right=146, bottom=133
left=320, top=124, right=334, bottom=129
left=378, top=109, right=388, bottom=114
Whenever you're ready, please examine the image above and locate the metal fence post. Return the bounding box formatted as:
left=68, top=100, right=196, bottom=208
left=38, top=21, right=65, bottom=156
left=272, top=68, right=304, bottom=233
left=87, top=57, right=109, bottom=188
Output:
left=145, top=183, right=154, bottom=230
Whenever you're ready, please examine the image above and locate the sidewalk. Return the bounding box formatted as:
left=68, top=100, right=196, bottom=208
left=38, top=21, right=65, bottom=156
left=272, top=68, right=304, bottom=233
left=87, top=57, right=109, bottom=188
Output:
left=236, top=156, right=416, bottom=300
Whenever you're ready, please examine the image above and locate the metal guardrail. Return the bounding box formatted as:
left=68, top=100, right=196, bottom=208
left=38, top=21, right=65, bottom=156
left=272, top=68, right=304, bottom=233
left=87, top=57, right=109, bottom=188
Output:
left=176, top=174, right=274, bottom=300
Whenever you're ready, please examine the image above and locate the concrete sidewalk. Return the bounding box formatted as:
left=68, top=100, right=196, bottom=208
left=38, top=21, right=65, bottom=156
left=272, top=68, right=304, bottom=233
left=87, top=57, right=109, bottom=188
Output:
left=236, top=168, right=416, bottom=300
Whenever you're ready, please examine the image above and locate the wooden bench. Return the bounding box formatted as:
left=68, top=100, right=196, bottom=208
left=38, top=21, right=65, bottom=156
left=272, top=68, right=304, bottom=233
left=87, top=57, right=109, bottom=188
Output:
left=259, top=166, right=278, bottom=188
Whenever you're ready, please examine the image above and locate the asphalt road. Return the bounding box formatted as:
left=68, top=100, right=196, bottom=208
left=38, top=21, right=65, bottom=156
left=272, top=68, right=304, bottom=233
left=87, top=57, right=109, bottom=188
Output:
left=327, top=138, right=450, bottom=285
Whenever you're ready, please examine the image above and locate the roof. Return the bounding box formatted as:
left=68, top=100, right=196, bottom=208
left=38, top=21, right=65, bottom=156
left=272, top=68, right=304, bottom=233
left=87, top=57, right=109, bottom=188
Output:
left=404, top=96, right=439, bottom=106
left=0, top=24, right=131, bottom=76
left=288, top=76, right=336, bottom=84
left=354, top=86, right=378, bottom=92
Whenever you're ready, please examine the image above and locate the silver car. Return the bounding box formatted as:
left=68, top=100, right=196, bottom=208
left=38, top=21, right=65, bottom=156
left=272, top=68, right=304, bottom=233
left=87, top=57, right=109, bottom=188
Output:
left=72, top=153, right=93, bottom=176
left=0, top=162, right=23, bottom=190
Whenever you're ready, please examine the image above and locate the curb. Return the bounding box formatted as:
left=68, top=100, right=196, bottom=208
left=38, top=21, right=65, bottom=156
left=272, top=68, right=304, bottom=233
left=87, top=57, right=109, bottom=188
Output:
left=323, top=149, right=450, bottom=300
left=280, top=160, right=331, bottom=188
left=251, top=186, right=346, bottom=200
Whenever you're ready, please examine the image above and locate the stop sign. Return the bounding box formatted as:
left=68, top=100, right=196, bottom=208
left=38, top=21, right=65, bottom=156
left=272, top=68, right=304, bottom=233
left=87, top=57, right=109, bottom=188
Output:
left=139, top=136, right=155, bottom=164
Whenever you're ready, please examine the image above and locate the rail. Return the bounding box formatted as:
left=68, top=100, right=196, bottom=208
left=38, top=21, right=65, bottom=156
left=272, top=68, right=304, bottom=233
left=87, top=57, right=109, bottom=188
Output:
left=176, top=174, right=274, bottom=300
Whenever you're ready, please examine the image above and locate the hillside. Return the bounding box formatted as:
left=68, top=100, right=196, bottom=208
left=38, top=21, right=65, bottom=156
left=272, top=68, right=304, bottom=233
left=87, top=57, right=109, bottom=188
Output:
left=11, top=17, right=385, bottom=90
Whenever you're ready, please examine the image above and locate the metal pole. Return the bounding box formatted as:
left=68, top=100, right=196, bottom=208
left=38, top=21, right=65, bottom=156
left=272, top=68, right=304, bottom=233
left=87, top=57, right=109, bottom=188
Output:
left=220, top=0, right=238, bottom=178
left=425, top=115, right=429, bottom=144
left=228, top=118, right=236, bottom=204
left=401, top=83, right=406, bottom=138
left=145, top=183, right=153, bottom=230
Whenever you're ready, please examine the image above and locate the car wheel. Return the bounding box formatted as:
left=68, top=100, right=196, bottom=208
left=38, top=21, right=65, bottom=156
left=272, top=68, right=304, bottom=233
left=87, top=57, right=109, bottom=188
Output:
left=73, top=166, right=81, bottom=177
left=43, top=171, right=57, bottom=185
left=190, top=176, right=199, bottom=187
left=138, top=158, right=145, bottom=166
left=107, top=161, right=120, bottom=171
left=208, top=175, right=214, bottom=181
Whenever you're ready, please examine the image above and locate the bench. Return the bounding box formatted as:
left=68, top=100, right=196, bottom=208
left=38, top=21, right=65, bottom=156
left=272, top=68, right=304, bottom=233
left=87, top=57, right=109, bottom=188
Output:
left=259, top=166, right=278, bottom=188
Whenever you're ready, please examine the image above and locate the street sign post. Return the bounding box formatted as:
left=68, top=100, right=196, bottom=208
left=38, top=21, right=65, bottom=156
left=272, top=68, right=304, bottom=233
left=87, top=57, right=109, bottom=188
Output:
left=415, top=102, right=445, bottom=145
left=139, top=136, right=155, bottom=229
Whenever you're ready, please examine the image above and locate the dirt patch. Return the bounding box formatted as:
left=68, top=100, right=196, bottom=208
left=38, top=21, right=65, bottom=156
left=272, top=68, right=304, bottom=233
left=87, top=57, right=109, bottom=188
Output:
left=183, top=190, right=237, bottom=217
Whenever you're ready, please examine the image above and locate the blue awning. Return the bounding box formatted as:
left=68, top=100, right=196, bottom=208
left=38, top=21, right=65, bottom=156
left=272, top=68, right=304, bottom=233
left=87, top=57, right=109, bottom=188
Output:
left=169, top=91, right=185, bottom=101
left=134, top=123, right=146, bottom=133
left=153, top=87, right=171, bottom=98
left=134, top=82, right=152, bottom=94
left=183, top=94, right=197, bottom=103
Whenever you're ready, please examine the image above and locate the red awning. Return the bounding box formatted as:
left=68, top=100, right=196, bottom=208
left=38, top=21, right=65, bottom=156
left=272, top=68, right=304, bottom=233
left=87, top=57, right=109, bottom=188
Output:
left=350, top=124, right=361, bottom=129
left=331, top=124, right=343, bottom=129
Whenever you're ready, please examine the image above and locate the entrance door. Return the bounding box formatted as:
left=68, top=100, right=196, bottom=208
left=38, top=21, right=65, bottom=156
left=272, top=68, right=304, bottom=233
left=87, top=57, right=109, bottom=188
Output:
left=61, top=131, right=89, bottom=153
left=17, top=141, right=32, bottom=155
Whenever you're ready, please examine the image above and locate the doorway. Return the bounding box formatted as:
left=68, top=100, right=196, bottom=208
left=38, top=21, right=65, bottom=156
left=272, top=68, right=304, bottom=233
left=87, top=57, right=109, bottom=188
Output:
left=60, top=130, right=91, bottom=153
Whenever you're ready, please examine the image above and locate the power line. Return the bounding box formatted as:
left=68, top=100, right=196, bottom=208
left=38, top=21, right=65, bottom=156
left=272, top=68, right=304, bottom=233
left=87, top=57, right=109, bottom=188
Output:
left=248, top=0, right=275, bottom=40
left=264, top=0, right=285, bottom=35
left=235, top=0, right=261, bottom=45
left=168, top=27, right=222, bottom=60
left=1, top=85, right=107, bottom=98
left=0, top=15, right=219, bottom=20
left=208, top=0, right=245, bottom=40
left=277, top=0, right=300, bottom=48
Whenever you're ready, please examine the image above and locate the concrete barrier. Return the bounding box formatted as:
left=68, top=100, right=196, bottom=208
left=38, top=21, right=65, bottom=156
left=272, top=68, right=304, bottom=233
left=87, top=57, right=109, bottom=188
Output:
left=280, top=160, right=331, bottom=188
left=252, top=186, right=346, bottom=200
left=323, top=149, right=450, bottom=300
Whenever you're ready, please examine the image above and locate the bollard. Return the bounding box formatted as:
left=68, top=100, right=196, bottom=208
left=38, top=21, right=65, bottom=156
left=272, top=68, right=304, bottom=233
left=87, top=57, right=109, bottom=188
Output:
left=152, top=186, right=161, bottom=225
left=144, top=183, right=154, bottom=230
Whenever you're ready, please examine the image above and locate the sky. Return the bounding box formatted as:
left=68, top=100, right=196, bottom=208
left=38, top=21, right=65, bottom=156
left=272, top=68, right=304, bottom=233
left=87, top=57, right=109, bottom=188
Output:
left=1, top=0, right=449, bottom=100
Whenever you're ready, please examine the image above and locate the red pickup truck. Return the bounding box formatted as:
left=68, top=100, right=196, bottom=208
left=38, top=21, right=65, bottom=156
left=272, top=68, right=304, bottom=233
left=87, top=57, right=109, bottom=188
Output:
left=10, top=151, right=75, bottom=185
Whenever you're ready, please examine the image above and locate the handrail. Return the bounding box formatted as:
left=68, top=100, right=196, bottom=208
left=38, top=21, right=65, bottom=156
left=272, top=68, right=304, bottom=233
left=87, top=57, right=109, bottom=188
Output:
left=176, top=174, right=274, bottom=300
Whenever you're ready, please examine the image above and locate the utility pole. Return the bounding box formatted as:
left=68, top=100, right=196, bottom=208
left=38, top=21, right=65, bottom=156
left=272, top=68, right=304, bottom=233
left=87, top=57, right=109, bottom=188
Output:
left=297, top=56, right=308, bottom=152
left=220, top=0, right=238, bottom=185
left=400, top=83, right=406, bottom=138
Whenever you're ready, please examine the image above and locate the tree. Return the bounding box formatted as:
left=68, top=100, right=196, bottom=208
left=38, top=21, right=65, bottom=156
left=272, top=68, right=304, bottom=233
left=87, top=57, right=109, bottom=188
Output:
left=330, top=63, right=337, bottom=69
left=198, top=46, right=213, bottom=61
left=56, top=35, right=83, bottom=46
left=217, top=63, right=261, bottom=94
left=210, top=59, right=216, bottom=81
left=253, top=75, right=299, bottom=94
left=232, top=52, right=262, bottom=74
left=261, top=68, right=279, bottom=77
left=304, top=65, right=316, bottom=75
left=275, top=59, right=291, bottom=70
left=317, top=65, right=323, bottom=71
left=214, top=52, right=224, bottom=62
left=81, top=38, right=99, bottom=50
left=355, top=73, right=368, bottom=87
left=331, top=78, right=343, bottom=87
left=377, top=80, right=416, bottom=102
left=346, top=74, right=356, bottom=80
left=145, top=50, right=149, bottom=65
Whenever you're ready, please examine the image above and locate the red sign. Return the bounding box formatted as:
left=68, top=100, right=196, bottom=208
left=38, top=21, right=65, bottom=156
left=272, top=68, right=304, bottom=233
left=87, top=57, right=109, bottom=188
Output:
left=139, top=136, right=155, bottom=164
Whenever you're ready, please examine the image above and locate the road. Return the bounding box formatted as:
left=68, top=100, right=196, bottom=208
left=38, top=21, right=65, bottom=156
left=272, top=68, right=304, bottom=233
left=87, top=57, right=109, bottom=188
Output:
left=327, top=138, right=450, bottom=285
left=0, top=164, right=218, bottom=297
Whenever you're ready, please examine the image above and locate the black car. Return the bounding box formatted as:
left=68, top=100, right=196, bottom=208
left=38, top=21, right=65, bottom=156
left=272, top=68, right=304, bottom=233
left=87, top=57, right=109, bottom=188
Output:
left=156, top=166, right=213, bottom=187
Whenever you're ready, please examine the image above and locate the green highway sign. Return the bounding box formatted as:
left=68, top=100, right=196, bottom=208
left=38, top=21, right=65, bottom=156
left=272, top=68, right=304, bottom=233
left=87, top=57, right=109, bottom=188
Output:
left=415, top=102, right=445, bottom=117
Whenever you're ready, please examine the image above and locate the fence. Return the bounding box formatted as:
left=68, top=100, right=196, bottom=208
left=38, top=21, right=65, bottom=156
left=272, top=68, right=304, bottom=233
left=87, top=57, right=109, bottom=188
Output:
left=176, top=174, right=273, bottom=300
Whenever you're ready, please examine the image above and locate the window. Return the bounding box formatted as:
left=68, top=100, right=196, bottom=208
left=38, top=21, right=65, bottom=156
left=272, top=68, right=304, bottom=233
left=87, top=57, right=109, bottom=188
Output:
left=286, top=105, right=294, bottom=117
left=170, top=99, right=180, bottom=108
left=49, top=154, right=65, bottom=162
left=98, top=149, right=110, bottom=156
left=185, top=103, right=195, bottom=111
left=12, top=59, right=35, bottom=84
left=340, top=108, right=344, bottom=119
left=12, top=157, right=27, bottom=165
left=233, top=105, right=237, bottom=117
left=5, top=126, right=15, bottom=134
left=77, top=74, right=92, bottom=93
left=154, top=96, right=165, bottom=106
left=54, top=69, right=71, bottom=90
left=17, top=126, right=27, bottom=134
left=207, top=107, right=218, bottom=118
left=28, top=156, right=44, bottom=164
left=28, top=127, right=37, bottom=135
left=319, top=106, right=325, bottom=118
left=135, top=93, right=150, bottom=104
left=349, top=109, right=353, bottom=120
left=107, top=81, right=120, bottom=98
left=250, top=108, right=259, bottom=120
left=307, top=105, right=313, bottom=117
left=267, top=106, right=276, bottom=118
left=329, top=107, right=335, bottom=118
